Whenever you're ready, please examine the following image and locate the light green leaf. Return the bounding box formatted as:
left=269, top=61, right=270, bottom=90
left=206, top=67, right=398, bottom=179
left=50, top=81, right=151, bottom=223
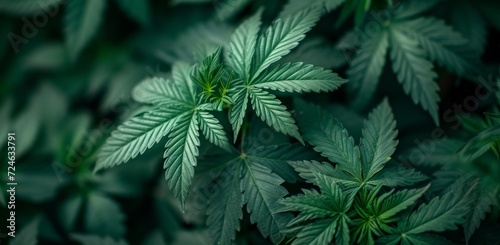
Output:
left=95, top=107, right=184, bottom=171
left=115, top=0, right=150, bottom=26
left=198, top=110, right=231, bottom=152
left=253, top=62, right=345, bottom=93
left=241, top=160, right=292, bottom=244
left=64, top=0, right=106, bottom=60
left=347, top=30, right=389, bottom=109
left=163, top=111, right=200, bottom=208
left=251, top=7, right=322, bottom=80
left=359, top=99, right=398, bottom=180
left=389, top=26, right=440, bottom=125
left=228, top=88, right=249, bottom=142
left=249, top=88, right=303, bottom=143
left=132, top=77, right=192, bottom=106
left=228, top=9, right=262, bottom=82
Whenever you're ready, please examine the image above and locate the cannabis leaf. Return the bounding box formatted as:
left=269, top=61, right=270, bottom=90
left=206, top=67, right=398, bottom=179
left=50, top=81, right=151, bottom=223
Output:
left=96, top=61, right=230, bottom=208
left=281, top=99, right=433, bottom=245
left=64, top=0, right=106, bottom=60
left=347, top=0, right=481, bottom=124
left=226, top=7, right=346, bottom=141
left=204, top=129, right=314, bottom=244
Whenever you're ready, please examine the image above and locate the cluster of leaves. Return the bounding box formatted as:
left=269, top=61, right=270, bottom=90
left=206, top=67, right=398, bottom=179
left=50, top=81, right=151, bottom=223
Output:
left=1, top=0, right=500, bottom=244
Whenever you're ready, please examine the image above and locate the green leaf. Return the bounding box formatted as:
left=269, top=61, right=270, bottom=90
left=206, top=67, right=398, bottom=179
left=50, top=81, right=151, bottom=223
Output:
left=394, top=0, right=438, bottom=20
left=84, top=193, right=125, bottom=238
left=279, top=192, right=337, bottom=225
left=132, top=77, right=192, bottom=106
left=451, top=4, right=487, bottom=54
left=378, top=185, right=429, bottom=220
left=292, top=218, right=338, bottom=245
left=295, top=100, right=362, bottom=181
left=163, top=111, right=200, bottom=208
left=71, top=234, right=128, bottom=245
left=172, top=62, right=197, bottom=103
left=64, top=0, right=106, bottom=60
left=401, top=17, right=480, bottom=77
left=359, top=99, right=398, bottom=180
left=115, top=0, right=150, bottom=26
left=280, top=0, right=345, bottom=17
left=228, top=88, right=249, bottom=142
left=251, top=7, right=322, bottom=80
left=198, top=111, right=231, bottom=152
left=347, top=30, right=389, bottom=109
left=249, top=88, right=303, bottom=143
left=241, top=159, right=293, bottom=244
left=464, top=187, right=499, bottom=241
left=389, top=26, right=440, bottom=125
left=207, top=163, right=243, bottom=245
left=95, top=107, right=184, bottom=171
left=228, top=9, right=262, bottom=82
left=213, top=0, right=251, bottom=20
left=253, top=62, right=346, bottom=93
left=288, top=160, right=337, bottom=185
left=371, top=165, right=428, bottom=187
left=246, top=144, right=314, bottom=183
left=0, top=0, right=62, bottom=15
left=401, top=187, right=472, bottom=234
left=10, top=217, right=39, bottom=245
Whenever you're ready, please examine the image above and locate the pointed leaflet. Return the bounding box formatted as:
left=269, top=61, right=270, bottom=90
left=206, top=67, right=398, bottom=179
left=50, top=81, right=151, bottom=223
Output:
left=389, top=26, right=440, bottom=125
left=400, top=187, right=472, bottom=235
left=378, top=185, right=429, bottom=220
left=251, top=7, right=322, bottom=81
left=95, top=107, right=184, bottom=171
left=228, top=88, right=249, bottom=142
left=172, top=62, right=197, bottom=103
left=401, top=17, right=480, bottom=77
left=163, top=112, right=200, bottom=208
left=249, top=88, right=303, bottom=143
left=207, top=163, right=243, bottom=245
left=253, top=62, right=346, bottom=93
left=464, top=187, right=499, bottom=241
left=279, top=192, right=337, bottom=225
left=64, top=0, right=106, bottom=60
left=228, top=9, right=262, bottom=82
left=241, top=159, right=293, bottom=244
left=115, top=0, right=150, bottom=26
left=198, top=111, right=231, bottom=152
left=359, top=99, right=398, bottom=180
left=347, top=30, right=389, bottom=109
left=292, top=218, right=338, bottom=245
left=132, top=77, right=191, bottom=105
left=295, top=99, right=362, bottom=181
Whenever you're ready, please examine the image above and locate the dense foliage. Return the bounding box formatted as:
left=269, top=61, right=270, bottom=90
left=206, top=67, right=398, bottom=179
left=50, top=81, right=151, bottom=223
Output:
left=1, top=0, right=500, bottom=244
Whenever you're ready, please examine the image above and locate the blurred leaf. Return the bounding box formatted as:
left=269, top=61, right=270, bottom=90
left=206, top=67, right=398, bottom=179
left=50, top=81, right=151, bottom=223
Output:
left=84, top=192, right=126, bottom=239
left=64, top=0, right=106, bottom=60
left=0, top=0, right=62, bottom=15
left=71, top=234, right=129, bottom=245
left=59, top=194, right=84, bottom=231
left=10, top=216, right=40, bottom=245
left=115, top=0, right=150, bottom=26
